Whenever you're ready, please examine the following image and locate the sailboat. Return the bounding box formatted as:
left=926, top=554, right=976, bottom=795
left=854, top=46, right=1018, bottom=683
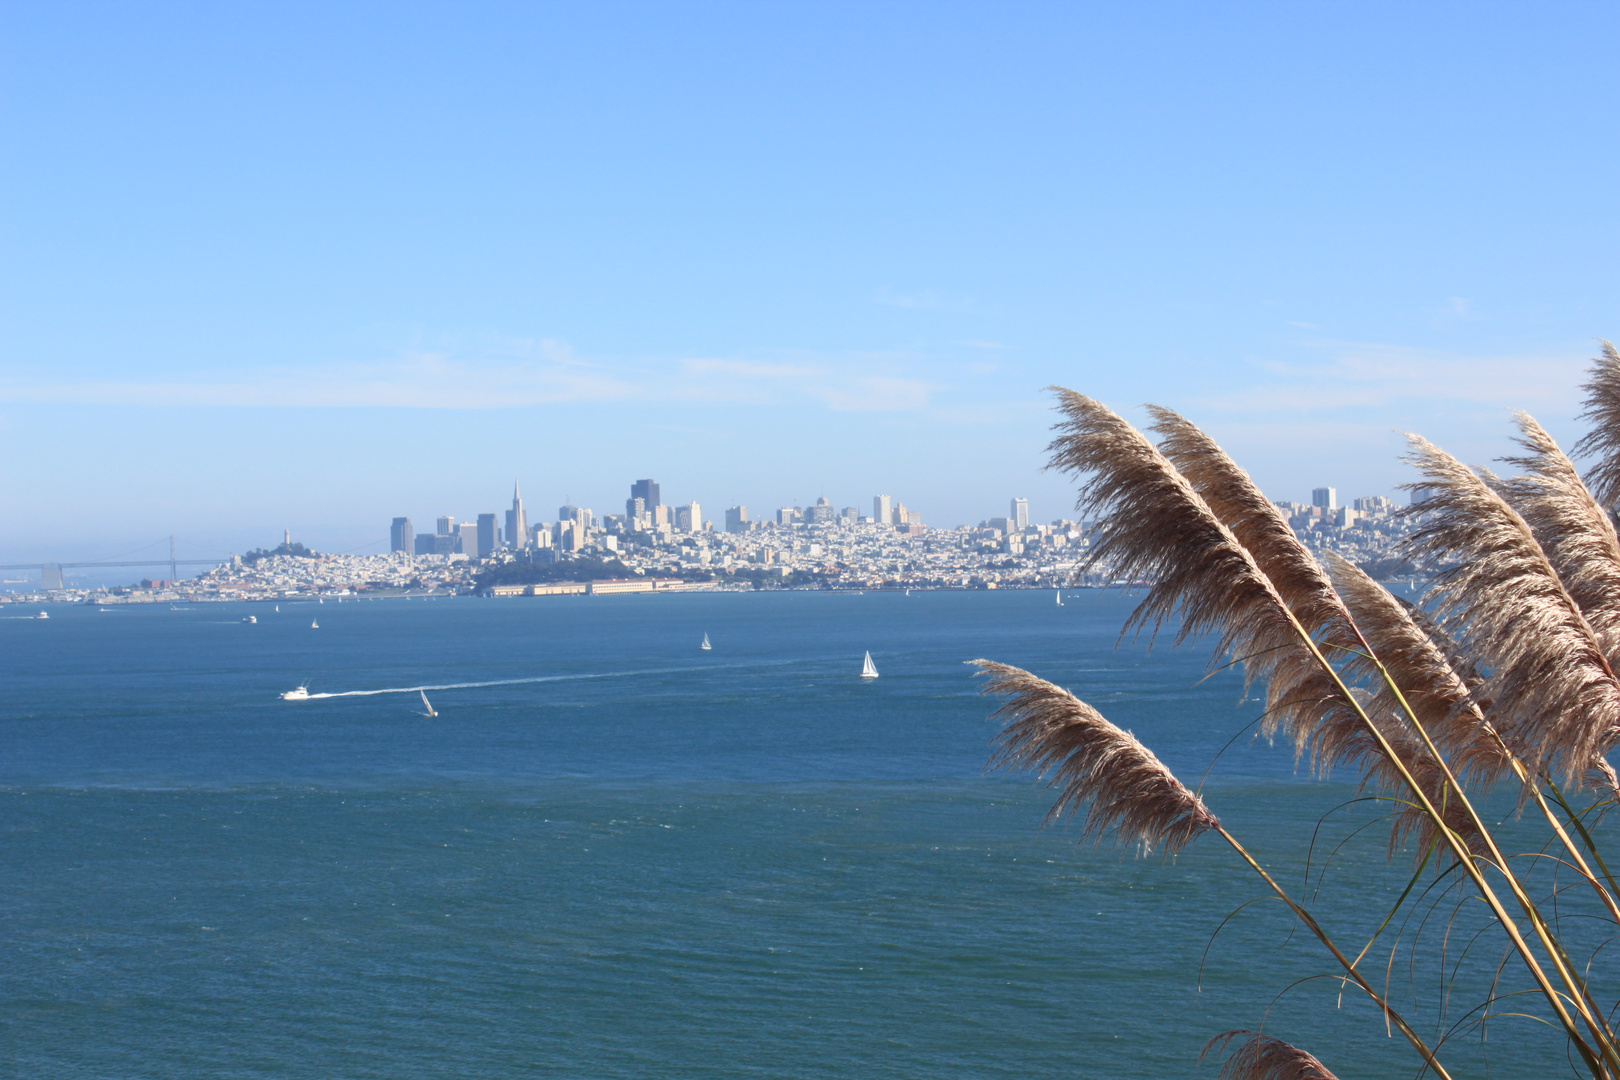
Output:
left=1055, top=588, right=1063, bottom=606
left=700, top=633, right=712, bottom=651
left=419, top=690, right=437, bottom=718
left=860, top=651, right=879, bottom=679
left=310, top=618, right=319, bottom=629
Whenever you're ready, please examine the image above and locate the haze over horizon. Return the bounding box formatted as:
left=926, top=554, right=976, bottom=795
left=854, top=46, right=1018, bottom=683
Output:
left=3, top=2, right=1617, bottom=562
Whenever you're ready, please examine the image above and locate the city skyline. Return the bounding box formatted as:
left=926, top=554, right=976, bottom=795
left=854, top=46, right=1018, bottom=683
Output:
left=3, top=5, right=1615, bottom=560
left=0, top=460, right=1426, bottom=573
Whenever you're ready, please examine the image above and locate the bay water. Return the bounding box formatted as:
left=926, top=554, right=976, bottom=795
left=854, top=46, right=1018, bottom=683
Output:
left=1, top=591, right=1560, bottom=1077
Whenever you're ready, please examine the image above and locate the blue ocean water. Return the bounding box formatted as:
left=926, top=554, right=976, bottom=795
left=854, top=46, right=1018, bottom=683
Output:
left=0, top=592, right=1564, bottom=1077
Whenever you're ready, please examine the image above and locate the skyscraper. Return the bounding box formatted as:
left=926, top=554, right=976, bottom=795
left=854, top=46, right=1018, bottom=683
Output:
left=725, top=506, right=748, bottom=534
left=390, top=517, right=414, bottom=554
left=626, top=496, right=646, bottom=526
left=436, top=515, right=455, bottom=535
left=477, top=513, right=497, bottom=557
left=675, top=501, right=699, bottom=532
left=873, top=495, right=892, bottom=525
left=631, top=479, right=661, bottom=512
left=455, top=521, right=479, bottom=555
left=1011, top=497, right=1029, bottom=530
left=506, top=482, right=528, bottom=550
left=1312, top=487, right=1338, bottom=511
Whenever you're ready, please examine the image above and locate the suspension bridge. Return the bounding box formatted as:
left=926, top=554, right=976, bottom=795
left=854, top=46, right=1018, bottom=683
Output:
left=1, top=537, right=229, bottom=589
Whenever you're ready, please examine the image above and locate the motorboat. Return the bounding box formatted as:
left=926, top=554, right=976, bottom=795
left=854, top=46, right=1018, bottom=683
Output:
left=35, top=611, right=49, bottom=620
left=281, top=685, right=310, bottom=701
left=242, top=615, right=257, bottom=624
left=860, top=651, right=879, bottom=679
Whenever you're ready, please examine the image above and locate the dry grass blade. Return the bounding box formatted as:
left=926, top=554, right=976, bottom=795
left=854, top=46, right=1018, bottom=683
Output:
left=1200, top=1031, right=1339, bottom=1080
left=1499, top=411, right=1620, bottom=667
left=971, top=659, right=1218, bottom=854
left=1574, top=340, right=1620, bottom=507
left=1401, top=434, right=1620, bottom=787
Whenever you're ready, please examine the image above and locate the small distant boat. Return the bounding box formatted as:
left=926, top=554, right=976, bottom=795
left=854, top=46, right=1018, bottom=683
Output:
left=905, top=589, right=910, bottom=596
left=860, top=651, right=879, bottom=679
left=242, top=615, right=257, bottom=624
left=419, top=690, right=437, bottom=718
left=1055, top=589, right=1063, bottom=606
left=700, top=632, right=712, bottom=651
left=318, top=598, right=324, bottom=605
left=35, top=611, right=49, bottom=620
left=274, top=605, right=279, bottom=612
left=281, top=685, right=310, bottom=701
left=311, top=618, right=319, bottom=629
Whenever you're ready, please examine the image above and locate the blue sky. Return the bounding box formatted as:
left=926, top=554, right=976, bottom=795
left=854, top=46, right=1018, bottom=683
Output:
left=2, top=2, right=1617, bottom=561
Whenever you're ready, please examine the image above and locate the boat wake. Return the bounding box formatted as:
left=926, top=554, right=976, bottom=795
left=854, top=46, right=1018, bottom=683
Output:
left=296, top=660, right=797, bottom=700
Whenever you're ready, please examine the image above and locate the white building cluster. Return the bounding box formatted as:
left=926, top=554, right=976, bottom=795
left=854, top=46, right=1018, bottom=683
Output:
left=2, top=482, right=1423, bottom=606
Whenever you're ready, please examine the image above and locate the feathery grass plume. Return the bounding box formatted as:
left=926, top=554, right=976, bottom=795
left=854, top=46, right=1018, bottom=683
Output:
left=1200, top=1031, right=1338, bottom=1080
left=1048, top=391, right=1380, bottom=777
left=1401, top=434, right=1620, bottom=788
left=972, top=659, right=1218, bottom=854
left=1574, top=340, right=1620, bottom=507
left=1141, top=405, right=1415, bottom=777
left=1499, top=412, right=1620, bottom=666
left=1145, top=406, right=1355, bottom=644
left=1324, top=553, right=1500, bottom=777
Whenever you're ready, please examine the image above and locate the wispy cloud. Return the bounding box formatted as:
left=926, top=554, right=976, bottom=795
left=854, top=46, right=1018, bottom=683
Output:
left=0, top=351, right=638, bottom=408
left=1196, top=340, right=1589, bottom=415
left=1, top=340, right=943, bottom=413
left=678, top=355, right=938, bottom=411
left=873, top=287, right=943, bottom=310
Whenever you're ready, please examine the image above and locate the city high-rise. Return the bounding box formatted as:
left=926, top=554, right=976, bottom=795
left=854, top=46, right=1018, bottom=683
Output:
left=390, top=517, right=414, bottom=554
left=1312, top=487, right=1337, bottom=511
left=1011, top=497, right=1029, bottom=530
left=505, top=482, right=528, bottom=550
left=873, top=495, right=892, bottom=525
left=477, top=513, right=497, bottom=557
left=725, top=506, right=748, bottom=534
left=631, top=479, right=661, bottom=514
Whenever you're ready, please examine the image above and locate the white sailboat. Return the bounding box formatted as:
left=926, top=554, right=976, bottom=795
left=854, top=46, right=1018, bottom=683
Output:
left=700, top=633, right=712, bottom=651
left=860, top=651, right=879, bottom=679
left=311, top=618, right=319, bottom=629
left=419, top=690, right=438, bottom=718
left=1055, top=588, right=1063, bottom=606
